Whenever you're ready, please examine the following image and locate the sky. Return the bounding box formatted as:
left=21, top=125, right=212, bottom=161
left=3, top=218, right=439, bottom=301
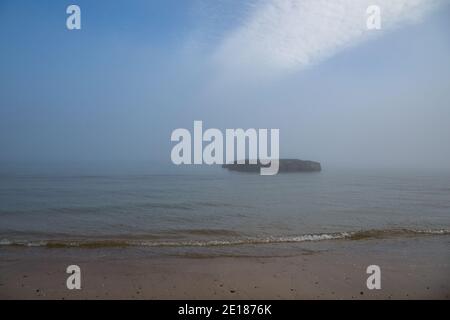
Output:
left=1, top=0, right=450, bottom=173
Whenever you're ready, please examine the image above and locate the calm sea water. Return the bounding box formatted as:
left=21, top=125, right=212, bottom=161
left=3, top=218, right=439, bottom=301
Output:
left=0, top=169, right=449, bottom=250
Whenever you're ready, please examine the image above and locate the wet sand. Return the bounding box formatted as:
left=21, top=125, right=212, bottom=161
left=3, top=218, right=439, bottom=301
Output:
left=0, top=236, right=449, bottom=299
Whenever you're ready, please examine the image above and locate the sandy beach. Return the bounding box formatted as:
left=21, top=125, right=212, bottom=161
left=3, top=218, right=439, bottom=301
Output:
left=1, top=235, right=449, bottom=300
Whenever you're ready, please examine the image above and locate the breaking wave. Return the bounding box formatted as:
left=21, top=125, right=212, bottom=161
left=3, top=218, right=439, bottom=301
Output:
left=0, top=228, right=449, bottom=249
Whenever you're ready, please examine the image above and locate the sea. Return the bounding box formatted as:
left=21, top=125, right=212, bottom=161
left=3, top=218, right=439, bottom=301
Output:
left=1, top=168, right=449, bottom=256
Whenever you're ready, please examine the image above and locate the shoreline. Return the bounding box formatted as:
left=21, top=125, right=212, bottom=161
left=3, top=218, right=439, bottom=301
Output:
left=1, top=227, right=448, bottom=249
left=1, top=236, right=449, bottom=299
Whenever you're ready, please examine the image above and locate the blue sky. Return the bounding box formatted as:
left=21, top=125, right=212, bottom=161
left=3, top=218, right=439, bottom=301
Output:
left=1, top=0, right=450, bottom=173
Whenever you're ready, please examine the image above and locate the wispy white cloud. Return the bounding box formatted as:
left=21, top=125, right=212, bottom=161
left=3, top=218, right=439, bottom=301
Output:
left=212, top=0, right=445, bottom=77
